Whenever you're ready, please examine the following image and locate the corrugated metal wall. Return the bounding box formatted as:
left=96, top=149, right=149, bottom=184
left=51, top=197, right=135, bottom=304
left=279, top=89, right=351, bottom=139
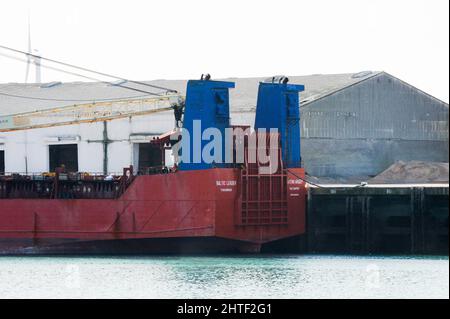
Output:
left=300, top=73, right=449, bottom=177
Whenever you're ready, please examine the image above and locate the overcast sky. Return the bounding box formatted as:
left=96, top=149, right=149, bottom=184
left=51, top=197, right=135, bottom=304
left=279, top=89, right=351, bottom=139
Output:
left=0, top=0, right=448, bottom=102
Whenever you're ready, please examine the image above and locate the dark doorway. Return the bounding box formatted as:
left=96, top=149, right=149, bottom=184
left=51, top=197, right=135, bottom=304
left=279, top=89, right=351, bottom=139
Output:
left=49, top=144, right=78, bottom=172
left=0, top=150, right=4, bottom=174
left=138, top=143, right=162, bottom=173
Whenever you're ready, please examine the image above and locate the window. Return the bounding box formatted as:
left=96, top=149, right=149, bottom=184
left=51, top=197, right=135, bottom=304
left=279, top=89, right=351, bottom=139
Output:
left=0, top=150, right=4, bottom=174
left=49, top=144, right=78, bottom=172
left=138, top=143, right=163, bottom=174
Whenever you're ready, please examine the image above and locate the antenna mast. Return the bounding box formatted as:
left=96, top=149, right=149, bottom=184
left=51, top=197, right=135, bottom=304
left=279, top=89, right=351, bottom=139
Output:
left=25, top=15, right=41, bottom=83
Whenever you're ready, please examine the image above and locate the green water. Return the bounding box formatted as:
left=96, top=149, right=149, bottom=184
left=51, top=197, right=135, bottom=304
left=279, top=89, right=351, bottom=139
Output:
left=0, top=255, right=448, bottom=299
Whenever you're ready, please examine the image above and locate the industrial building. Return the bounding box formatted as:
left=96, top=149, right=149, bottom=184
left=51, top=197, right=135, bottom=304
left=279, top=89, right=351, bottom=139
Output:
left=0, top=71, right=448, bottom=179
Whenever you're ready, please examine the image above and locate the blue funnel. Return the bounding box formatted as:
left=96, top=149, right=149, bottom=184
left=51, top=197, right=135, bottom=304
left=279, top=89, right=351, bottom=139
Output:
left=178, top=79, right=235, bottom=170
left=254, top=80, right=305, bottom=168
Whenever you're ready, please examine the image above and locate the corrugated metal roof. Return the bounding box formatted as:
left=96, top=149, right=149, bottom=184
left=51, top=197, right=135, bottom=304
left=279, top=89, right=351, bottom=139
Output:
left=0, top=71, right=382, bottom=116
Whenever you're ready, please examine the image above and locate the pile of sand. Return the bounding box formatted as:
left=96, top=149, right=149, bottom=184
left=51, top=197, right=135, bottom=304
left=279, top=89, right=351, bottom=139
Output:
left=368, top=161, right=449, bottom=184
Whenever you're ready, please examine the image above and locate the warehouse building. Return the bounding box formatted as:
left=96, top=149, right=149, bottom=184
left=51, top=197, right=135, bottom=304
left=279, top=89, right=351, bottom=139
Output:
left=0, top=71, right=448, bottom=179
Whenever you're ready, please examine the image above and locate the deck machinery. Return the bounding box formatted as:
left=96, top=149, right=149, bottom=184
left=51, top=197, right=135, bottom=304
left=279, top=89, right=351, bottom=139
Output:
left=0, top=77, right=306, bottom=254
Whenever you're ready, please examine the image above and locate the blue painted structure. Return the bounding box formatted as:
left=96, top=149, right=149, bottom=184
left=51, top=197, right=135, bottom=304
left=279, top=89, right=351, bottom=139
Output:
left=178, top=79, right=235, bottom=170
left=254, top=81, right=305, bottom=168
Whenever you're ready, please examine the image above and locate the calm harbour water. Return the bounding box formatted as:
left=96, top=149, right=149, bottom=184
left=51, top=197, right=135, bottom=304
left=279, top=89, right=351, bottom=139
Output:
left=0, top=255, right=448, bottom=299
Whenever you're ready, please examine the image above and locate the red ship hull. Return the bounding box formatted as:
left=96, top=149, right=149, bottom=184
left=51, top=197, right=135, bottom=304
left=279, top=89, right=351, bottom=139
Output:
left=0, top=168, right=306, bottom=254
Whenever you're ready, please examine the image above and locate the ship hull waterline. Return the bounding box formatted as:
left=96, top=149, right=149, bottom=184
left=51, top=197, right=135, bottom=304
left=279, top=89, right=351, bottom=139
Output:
left=0, top=168, right=306, bottom=255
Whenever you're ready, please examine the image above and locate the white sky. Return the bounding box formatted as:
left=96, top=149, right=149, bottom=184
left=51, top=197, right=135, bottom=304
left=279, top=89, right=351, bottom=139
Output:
left=0, top=0, right=448, bottom=102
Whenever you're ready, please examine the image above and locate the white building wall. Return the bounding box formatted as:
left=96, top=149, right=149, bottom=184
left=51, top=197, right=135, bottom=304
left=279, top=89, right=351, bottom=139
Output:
left=130, top=111, right=175, bottom=134
left=0, top=112, right=176, bottom=174
left=3, top=131, right=27, bottom=173
left=108, top=141, right=132, bottom=174
left=78, top=141, right=104, bottom=173
left=231, top=111, right=254, bottom=126
left=25, top=138, right=48, bottom=173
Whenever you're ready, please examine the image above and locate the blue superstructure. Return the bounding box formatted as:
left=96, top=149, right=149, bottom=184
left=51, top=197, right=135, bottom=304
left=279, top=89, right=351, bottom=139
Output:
left=254, top=79, right=305, bottom=168
left=178, top=79, right=235, bottom=170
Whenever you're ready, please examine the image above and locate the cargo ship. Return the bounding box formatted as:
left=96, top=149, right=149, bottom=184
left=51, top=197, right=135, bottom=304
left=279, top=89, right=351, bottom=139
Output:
left=0, top=77, right=306, bottom=254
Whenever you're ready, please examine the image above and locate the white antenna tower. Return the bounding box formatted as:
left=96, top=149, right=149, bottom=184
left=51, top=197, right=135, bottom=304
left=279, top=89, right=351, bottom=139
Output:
left=25, top=15, right=41, bottom=83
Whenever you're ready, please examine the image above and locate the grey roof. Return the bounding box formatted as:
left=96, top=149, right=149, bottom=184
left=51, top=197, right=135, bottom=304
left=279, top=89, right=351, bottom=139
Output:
left=0, top=71, right=384, bottom=116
